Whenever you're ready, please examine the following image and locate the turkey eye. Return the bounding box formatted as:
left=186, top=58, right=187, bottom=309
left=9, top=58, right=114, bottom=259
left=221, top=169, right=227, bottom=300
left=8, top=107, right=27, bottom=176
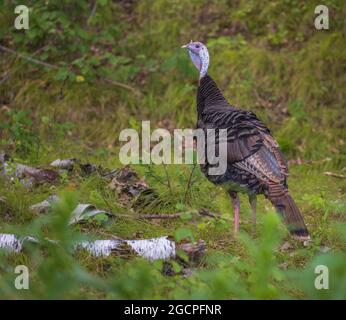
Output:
left=195, top=44, right=200, bottom=48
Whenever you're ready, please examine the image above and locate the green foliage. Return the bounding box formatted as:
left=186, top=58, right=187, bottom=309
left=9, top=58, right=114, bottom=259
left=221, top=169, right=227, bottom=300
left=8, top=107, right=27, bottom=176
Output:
left=174, top=227, right=195, bottom=242
left=0, top=192, right=103, bottom=299
left=0, top=109, right=38, bottom=156
left=290, top=252, right=346, bottom=299
left=240, top=213, right=286, bottom=299
left=171, top=214, right=285, bottom=299
left=1, top=0, right=138, bottom=84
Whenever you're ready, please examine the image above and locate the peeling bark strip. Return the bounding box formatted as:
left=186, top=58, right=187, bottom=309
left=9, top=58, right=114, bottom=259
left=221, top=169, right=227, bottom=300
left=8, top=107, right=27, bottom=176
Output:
left=0, top=234, right=38, bottom=252
left=76, top=236, right=176, bottom=260
left=0, top=234, right=204, bottom=262
left=50, top=158, right=98, bottom=175
left=1, top=156, right=103, bottom=190
left=29, top=195, right=60, bottom=214
left=126, top=238, right=176, bottom=260
left=0, top=152, right=10, bottom=164
left=50, top=158, right=79, bottom=170
left=0, top=234, right=23, bottom=252
left=75, top=239, right=123, bottom=257
left=1, top=161, right=59, bottom=188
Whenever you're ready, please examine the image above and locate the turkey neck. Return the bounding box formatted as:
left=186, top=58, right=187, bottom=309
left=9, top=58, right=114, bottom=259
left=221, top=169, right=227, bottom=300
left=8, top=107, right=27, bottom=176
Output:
left=197, top=75, right=232, bottom=115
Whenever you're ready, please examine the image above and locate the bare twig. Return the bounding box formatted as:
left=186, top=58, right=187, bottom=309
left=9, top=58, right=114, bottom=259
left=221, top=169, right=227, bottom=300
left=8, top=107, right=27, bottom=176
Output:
left=0, top=45, right=49, bottom=85
left=87, top=1, right=98, bottom=26
left=0, top=71, right=13, bottom=85
left=109, top=212, right=184, bottom=220
left=324, top=171, right=346, bottom=179
left=111, top=210, right=224, bottom=220
left=0, top=44, right=58, bottom=69
left=253, top=88, right=271, bottom=109
left=137, top=210, right=227, bottom=221
left=198, top=208, right=219, bottom=218
left=136, top=213, right=182, bottom=219
left=102, top=77, right=141, bottom=97
left=0, top=44, right=141, bottom=95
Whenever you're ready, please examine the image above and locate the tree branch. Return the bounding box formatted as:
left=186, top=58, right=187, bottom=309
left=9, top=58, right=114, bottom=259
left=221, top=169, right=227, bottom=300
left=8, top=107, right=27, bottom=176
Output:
left=0, top=44, right=141, bottom=95
left=324, top=171, right=346, bottom=179
left=0, top=44, right=59, bottom=70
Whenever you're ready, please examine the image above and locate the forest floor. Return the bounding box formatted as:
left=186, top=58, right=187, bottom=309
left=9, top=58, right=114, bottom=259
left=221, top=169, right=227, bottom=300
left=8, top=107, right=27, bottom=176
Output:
left=0, top=140, right=345, bottom=299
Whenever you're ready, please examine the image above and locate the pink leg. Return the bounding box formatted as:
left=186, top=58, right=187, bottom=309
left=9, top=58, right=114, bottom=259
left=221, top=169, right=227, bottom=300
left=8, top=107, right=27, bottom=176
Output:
left=234, top=205, right=239, bottom=235
left=229, top=191, right=240, bottom=236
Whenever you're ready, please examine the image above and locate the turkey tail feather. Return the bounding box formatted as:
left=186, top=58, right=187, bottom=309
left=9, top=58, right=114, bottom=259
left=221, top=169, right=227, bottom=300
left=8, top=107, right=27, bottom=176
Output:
left=268, top=185, right=309, bottom=238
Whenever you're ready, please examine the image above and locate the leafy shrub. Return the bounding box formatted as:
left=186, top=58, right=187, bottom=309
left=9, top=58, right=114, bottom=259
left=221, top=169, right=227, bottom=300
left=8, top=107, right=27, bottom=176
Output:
left=0, top=109, right=38, bottom=156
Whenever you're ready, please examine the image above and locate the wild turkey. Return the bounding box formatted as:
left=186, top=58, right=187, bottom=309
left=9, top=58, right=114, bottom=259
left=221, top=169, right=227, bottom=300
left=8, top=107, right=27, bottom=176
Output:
left=181, top=40, right=310, bottom=240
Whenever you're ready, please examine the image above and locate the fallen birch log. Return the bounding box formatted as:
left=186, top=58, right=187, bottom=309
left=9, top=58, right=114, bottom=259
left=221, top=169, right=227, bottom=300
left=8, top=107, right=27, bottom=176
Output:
left=0, top=233, right=206, bottom=262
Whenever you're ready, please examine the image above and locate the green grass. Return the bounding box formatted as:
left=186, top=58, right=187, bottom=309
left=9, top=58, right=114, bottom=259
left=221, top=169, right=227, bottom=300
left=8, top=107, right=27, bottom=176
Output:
left=0, top=153, right=345, bottom=299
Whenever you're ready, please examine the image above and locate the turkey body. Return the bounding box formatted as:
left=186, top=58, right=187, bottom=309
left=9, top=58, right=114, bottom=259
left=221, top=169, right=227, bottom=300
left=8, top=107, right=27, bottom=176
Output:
left=196, top=75, right=309, bottom=238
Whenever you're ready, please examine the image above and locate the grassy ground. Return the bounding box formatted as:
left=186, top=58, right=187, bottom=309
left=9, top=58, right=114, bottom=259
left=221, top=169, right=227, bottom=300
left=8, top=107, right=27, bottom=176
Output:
left=0, top=0, right=345, bottom=299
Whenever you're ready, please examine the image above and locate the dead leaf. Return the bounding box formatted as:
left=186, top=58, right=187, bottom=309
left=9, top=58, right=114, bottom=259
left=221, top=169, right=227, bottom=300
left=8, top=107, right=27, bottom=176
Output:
left=108, top=166, right=150, bottom=205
